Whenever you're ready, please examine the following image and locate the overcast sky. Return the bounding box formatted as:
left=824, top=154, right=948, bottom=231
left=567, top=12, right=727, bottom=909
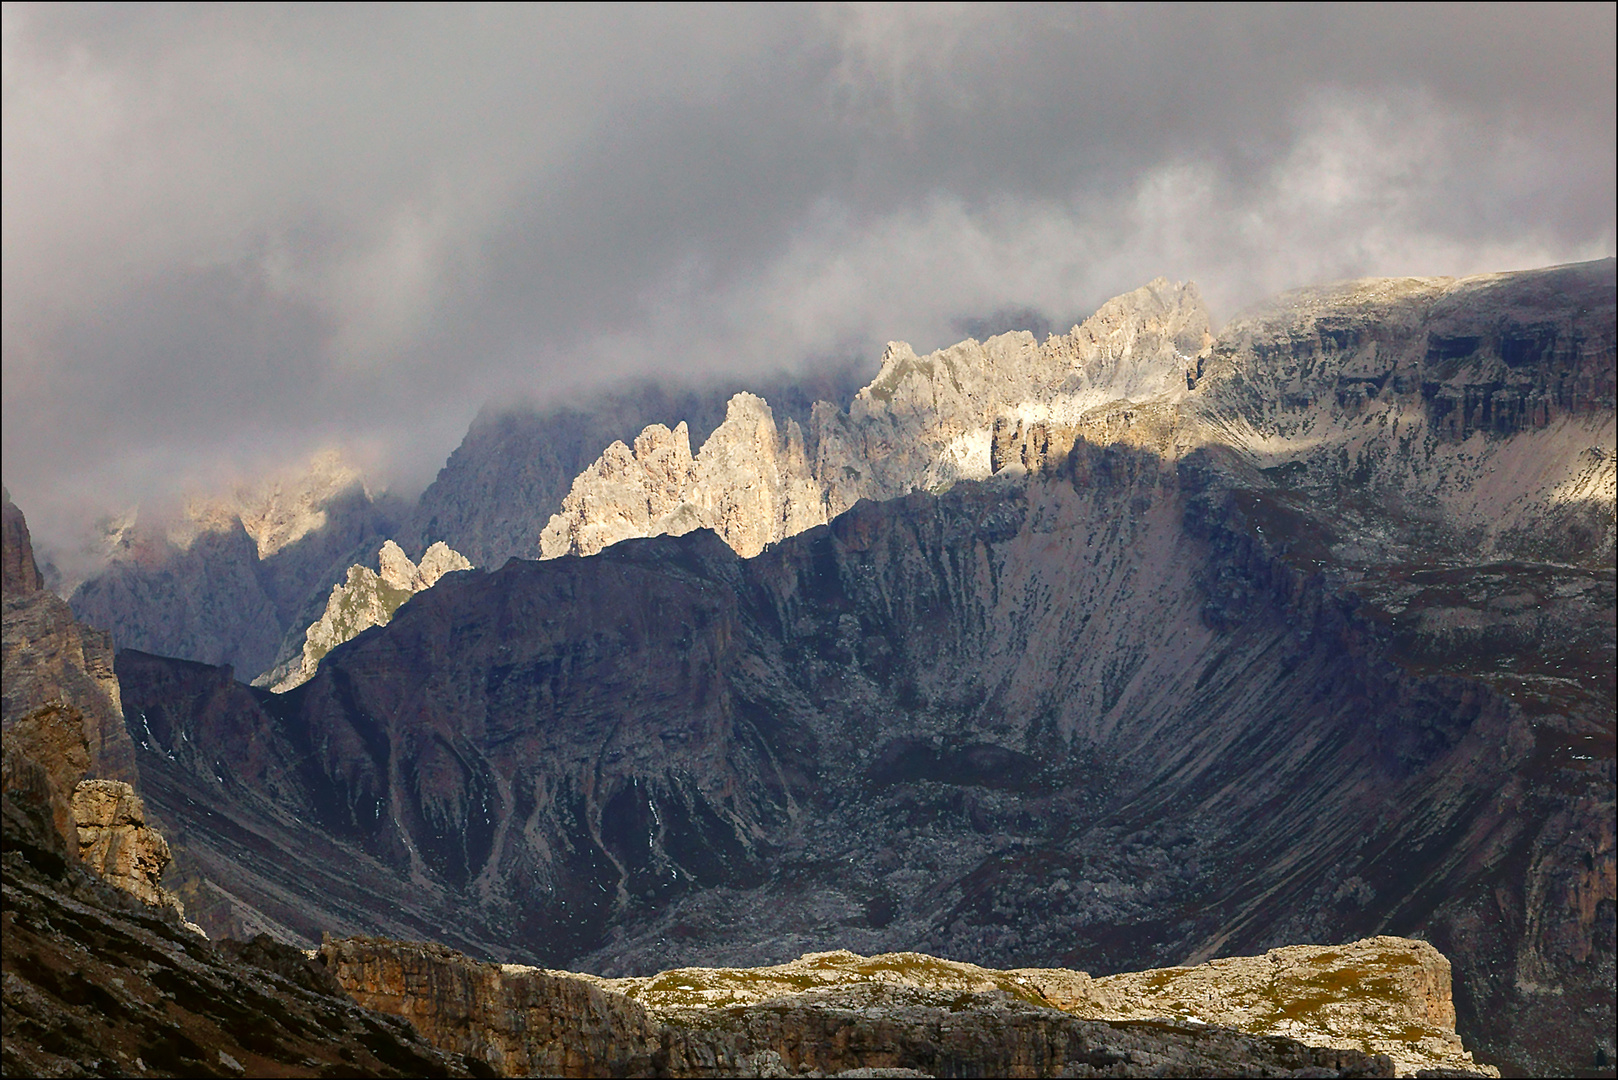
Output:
left=4, top=3, right=1614, bottom=553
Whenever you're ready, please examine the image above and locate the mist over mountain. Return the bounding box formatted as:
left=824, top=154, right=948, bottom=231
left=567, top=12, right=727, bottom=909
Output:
left=37, top=259, right=1608, bottom=1076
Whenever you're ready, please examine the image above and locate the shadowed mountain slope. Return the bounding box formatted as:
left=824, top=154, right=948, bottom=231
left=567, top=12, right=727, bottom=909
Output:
left=110, top=259, right=1614, bottom=1076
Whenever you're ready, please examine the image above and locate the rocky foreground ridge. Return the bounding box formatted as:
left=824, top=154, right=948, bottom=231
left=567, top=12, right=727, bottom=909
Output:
left=322, top=933, right=1491, bottom=1077
left=4, top=510, right=1481, bottom=1077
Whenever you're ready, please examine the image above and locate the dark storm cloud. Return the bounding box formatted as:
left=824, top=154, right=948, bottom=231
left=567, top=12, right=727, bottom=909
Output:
left=4, top=3, right=1613, bottom=552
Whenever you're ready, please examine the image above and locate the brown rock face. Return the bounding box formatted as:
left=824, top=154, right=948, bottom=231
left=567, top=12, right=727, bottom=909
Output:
left=2, top=486, right=44, bottom=595
left=2, top=747, right=486, bottom=1079
left=3, top=703, right=93, bottom=849
left=323, top=937, right=661, bottom=1076
left=323, top=936, right=1410, bottom=1078
left=3, top=493, right=138, bottom=784
left=71, top=778, right=178, bottom=910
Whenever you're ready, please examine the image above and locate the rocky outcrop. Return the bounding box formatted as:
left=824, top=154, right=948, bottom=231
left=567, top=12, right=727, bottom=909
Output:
left=3, top=486, right=45, bottom=594
left=540, top=278, right=1211, bottom=560
left=69, top=450, right=405, bottom=678
left=3, top=703, right=92, bottom=858
left=539, top=395, right=824, bottom=559
left=2, top=731, right=484, bottom=1078
left=411, top=366, right=868, bottom=569
left=1051, top=937, right=1492, bottom=1077
left=4, top=693, right=194, bottom=929
left=70, top=778, right=182, bottom=913
left=257, top=539, right=471, bottom=691
left=324, top=936, right=1409, bottom=1078
left=3, top=490, right=137, bottom=784
left=324, top=937, right=660, bottom=1077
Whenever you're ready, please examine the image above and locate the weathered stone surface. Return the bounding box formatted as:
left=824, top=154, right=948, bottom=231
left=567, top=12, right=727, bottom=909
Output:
left=411, top=366, right=868, bottom=570
left=3, top=486, right=44, bottom=595
left=69, top=450, right=405, bottom=679
left=540, top=279, right=1211, bottom=561
left=323, top=936, right=661, bottom=1077
left=3, top=493, right=137, bottom=784
left=325, top=936, right=1408, bottom=1078
left=2, top=751, right=485, bottom=1079
left=539, top=395, right=826, bottom=560
left=258, top=538, right=472, bottom=691
left=3, top=704, right=93, bottom=849
left=70, top=778, right=179, bottom=912
left=1047, top=937, right=1494, bottom=1077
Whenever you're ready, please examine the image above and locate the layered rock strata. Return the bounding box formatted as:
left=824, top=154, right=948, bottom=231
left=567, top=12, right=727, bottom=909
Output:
left=324, top=935, right=1410, bottom=1078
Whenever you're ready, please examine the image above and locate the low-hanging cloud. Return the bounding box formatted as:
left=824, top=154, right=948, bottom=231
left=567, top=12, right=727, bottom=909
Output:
left=3, top=3, right=1613, bottom=554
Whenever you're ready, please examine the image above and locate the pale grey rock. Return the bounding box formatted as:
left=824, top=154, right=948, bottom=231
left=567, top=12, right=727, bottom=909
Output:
left=541, top=279, right=1211, bottom=560
left=262, top=538, right=471, bottom=692
left=412, top=366, right=867, bottom=569
left=70, top=449, right=404, bottom=678
left=541, top=395, right=829, bottom=560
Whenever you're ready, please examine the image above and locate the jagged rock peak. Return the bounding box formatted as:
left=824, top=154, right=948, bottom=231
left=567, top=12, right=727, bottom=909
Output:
left=540, top=394, right=824, bottom=560
left=88, top=448, right=374, bottom=569
left=539, top=279, right=1213, bottom=562
left=2, top=486, right=44, bottom=596
left=263, top=537, right=471, bottom=692
left=186, top=448, right=373, bottom=559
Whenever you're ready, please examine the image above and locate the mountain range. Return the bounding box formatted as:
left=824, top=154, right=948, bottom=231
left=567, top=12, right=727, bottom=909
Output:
left=6, top=258, right=1614, bottom=1076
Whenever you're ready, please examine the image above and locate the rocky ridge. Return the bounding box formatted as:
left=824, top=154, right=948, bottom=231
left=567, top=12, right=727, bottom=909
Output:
left=2, top=715, right=484, bottom=1079
left=256, top=539, right=472, bottom=691
left=539, top=279, right=1210, bottom=561
left=68, top=451, right=405, bottom=679
left=325, top=934, right=1425, bottom=1078
left=72, top=259, right=1618, bottom=1076
left=414, top=365, right=868, bottom=569
left=4, top=488, right=137, bottom=785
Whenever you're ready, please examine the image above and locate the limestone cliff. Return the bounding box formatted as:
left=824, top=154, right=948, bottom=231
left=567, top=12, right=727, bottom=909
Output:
left=538, top=395, right=824, bottom=560
left=256, top=539, right=472, bottom=691
left=411, top=366, right=868, bottom=569
left=3, top=489, right=137, bottom=783
left=539, top=279, right=1211, bottom=560
left=324, top=935, right=1423, bottom=1078
left=71, top=778, right=183, bottom=913
left=4, top=695, right=195, bottom=930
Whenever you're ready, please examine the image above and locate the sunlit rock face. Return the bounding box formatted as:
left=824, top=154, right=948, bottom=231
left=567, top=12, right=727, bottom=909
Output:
left=323, top=935, right=1436, bottom=1078
left=256, top=539, right=473, bottom=692
left=411, top=365, right=870, bottom=570
left=116, top=259, right=1613, bottom=1077
left=539, top=278, right=1212, bottom=561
